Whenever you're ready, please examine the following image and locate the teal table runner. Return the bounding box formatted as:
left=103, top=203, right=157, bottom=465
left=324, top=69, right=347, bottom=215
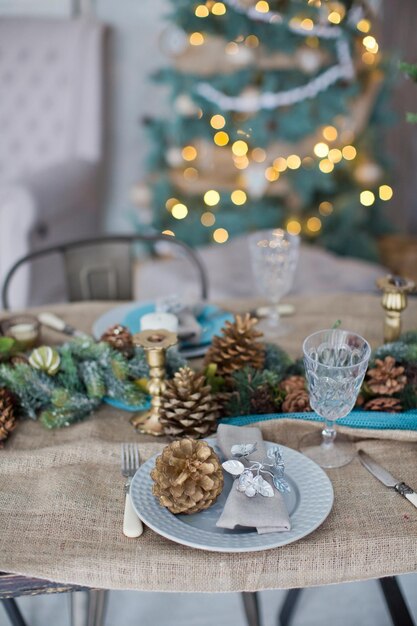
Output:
left=221, top=409, right=417, bottom=431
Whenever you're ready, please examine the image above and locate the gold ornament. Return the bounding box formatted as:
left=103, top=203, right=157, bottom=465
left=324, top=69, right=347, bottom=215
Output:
left=28, top=346, right=60, bottom=375
left=0, top=388, right=17, bottom=447
left=151, top=438, right=224, bottom=514
left=204, top=313, right=265, bottom=380
left=159, top=366, right=219, bottom=439
left=130, top=329, right=177, bottom=435
left=376, top=275, right=415, bottom=343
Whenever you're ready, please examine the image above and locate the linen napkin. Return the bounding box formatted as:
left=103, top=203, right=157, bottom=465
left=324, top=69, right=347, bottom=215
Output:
left=177, top=309, right=203, bottom=344
left=216, top=424, right=291, bottom=534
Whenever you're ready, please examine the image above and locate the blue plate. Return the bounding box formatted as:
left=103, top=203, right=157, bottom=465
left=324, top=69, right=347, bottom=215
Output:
left=92, top=302, right=233, bottom=351
left=123, top=303, right=232, bottom=348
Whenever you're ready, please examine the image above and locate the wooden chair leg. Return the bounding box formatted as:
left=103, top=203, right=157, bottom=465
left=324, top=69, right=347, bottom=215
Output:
left=1, top=598, right=28, bottom=626
left=278, top=588, right=302, bottom=626
left=69, top=589, right=108, bottom=626
left=241, top=591, right=262, bottom=626
left=379, top=576, right=415, bottom=626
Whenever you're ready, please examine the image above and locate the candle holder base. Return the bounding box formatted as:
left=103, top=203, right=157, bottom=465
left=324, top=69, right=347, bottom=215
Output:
left=130, top=410, right=164, bottom=436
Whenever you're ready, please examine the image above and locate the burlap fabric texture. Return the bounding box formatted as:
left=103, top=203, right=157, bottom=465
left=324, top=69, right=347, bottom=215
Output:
left=0, top=297, right=416, bottom=592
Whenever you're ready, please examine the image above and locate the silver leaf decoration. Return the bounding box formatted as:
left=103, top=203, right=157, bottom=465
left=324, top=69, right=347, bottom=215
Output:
left=237, top=470, right=256, bottom=496
left=252, top=475, right=274, bottom=498
left=222, top=460, right=245, bottom=476
left=273, top=476, right=291, bottom=494
left=267, top=445, right=283, bottom=466
left=231, top=443, right=257, bottom=458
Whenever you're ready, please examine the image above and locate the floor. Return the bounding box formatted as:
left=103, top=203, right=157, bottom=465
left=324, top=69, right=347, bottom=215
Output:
left=1, top=573, right=416, bottom=626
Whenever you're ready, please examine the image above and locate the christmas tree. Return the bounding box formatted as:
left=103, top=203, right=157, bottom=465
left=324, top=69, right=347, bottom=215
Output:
left=133, top=0, right=394, bottom=261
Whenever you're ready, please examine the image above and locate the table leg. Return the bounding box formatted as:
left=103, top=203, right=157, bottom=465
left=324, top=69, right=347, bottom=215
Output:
left=1, top=598, right=28, bottom=626
left=278, top=588, right=302, bottom=626
left=241, top=592, right=261, bottom=626
left=378, top=576, right=415, bottom=626
left=69, top=590, right=108, bottom=626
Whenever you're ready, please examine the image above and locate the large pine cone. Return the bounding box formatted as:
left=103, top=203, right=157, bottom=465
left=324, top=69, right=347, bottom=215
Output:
left=100, top=324, right=134, bottom=358
left=160, top=367, right=219, bottom=438
left=282, top=389, right=312, bottom=413
left=151, top=438, right=224, bottom=514
left=279, top=375, right=306, bottom=394
left=364, top=397, right=402, bottom=412
left=204, top=313, right=265, bottom=379
left=366, top=357, right=407, bottom=396
left=0, top=388, right=17, bottom=446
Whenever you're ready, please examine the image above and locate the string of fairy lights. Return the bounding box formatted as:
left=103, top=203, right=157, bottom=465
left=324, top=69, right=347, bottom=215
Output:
left=159, top=1, right=394, bottom=244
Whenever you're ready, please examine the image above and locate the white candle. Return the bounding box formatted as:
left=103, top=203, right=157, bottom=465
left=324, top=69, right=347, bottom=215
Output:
left=140, top=312, right=179, bottom=333
left=9, top=323, right=38, bottom=342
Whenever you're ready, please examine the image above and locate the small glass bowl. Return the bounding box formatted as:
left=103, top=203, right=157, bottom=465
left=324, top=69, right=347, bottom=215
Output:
left=0, top=314, right=41, bottom=351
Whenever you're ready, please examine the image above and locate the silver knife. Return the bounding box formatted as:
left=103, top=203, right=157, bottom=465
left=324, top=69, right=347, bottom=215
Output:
left=358, top=450, right=417, bottom=509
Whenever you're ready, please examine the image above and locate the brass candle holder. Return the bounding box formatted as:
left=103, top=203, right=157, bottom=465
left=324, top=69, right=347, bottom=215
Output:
left=130, top=329, right=177, bottom=436
left=376, top=275, right=415, bottom=343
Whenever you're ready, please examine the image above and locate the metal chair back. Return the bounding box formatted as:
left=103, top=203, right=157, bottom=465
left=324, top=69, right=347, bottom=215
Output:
left=1, top=234, right=208, bottom=309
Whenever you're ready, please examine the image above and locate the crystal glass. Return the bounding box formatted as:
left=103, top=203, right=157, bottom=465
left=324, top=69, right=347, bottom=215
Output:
left=300, top=329, right=371, bottom=468
left=248, top=229, right=300, bottom=333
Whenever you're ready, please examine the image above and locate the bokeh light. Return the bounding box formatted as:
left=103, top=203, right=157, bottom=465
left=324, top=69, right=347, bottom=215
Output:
left=213, top=228, right=229, bottom=243
left=231, top=189, right=247, bottom=205
left=204, top=189, right=220, bottom=206
left=360, top=190, right=375, bottom=206
left=171, top=203, right=188, bottom=219
left=182, top=145, right=197, bottom=161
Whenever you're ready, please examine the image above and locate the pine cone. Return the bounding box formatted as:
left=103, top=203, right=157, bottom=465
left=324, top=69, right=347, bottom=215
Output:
left=250, top=384, right=277, bottom=414
left=364, top=396, right=402, bottom=413
left=151, top=438, right=224, bottom=514
left=160, top=367, right=219, bottom=438
left=0, top=388, right=17, bottom=446
left=100, top=324, right=134, bottom=358
left=282, top=389, right=312, bottom=413
left=214, top=391, right=234, bottom=417
left=204, top=314, right=265, bottom=379
left=366, top=357, right=407, bottom=396
left=279, top=375, right=306, bottom=394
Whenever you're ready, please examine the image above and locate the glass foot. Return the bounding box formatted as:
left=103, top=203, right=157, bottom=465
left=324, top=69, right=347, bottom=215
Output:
left=299, top=430, right=355, bottom=468
left=257, top=311, right=292, bottom=338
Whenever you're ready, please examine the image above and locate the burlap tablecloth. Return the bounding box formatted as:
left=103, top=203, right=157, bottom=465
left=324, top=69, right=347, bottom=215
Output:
left=1, top=294, right=416, bottom=592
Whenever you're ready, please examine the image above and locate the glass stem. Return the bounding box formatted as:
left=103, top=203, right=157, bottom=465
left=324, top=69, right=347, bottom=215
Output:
left=268, top=304, right=280, bottom=327
left=321, top=419, right=336, bottom=446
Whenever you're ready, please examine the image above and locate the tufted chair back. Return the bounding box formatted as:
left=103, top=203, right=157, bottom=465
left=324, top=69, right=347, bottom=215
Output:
left=0, top=18, right=103, bottom=183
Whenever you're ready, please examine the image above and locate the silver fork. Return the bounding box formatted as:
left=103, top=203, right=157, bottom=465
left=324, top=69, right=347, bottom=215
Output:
left=121, top=443, right=143, bottom=538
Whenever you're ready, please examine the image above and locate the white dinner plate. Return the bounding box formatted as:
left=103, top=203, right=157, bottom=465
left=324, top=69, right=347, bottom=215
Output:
left=130, top=440, right=334, bottom=553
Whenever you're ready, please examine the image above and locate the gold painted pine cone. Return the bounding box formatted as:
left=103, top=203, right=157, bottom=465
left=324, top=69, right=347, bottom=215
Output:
left=204, top=313, right=265, bottom=379
left=159, top=366, right=219, bottom=438
left=151, top=438, right=224, bottom=514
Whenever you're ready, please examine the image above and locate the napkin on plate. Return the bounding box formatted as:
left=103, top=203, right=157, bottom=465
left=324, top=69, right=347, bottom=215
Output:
left=177, top=308, right=203, bottom=344
left=216, top=424, right=291, bottom=534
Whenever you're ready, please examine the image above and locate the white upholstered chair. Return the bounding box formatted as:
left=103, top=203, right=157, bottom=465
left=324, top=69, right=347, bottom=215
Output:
left=0, top=17, right=105, bottom=308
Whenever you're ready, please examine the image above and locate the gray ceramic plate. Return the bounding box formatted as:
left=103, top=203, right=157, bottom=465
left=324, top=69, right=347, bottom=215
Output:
left=130, top=440, right=334, bottom=552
